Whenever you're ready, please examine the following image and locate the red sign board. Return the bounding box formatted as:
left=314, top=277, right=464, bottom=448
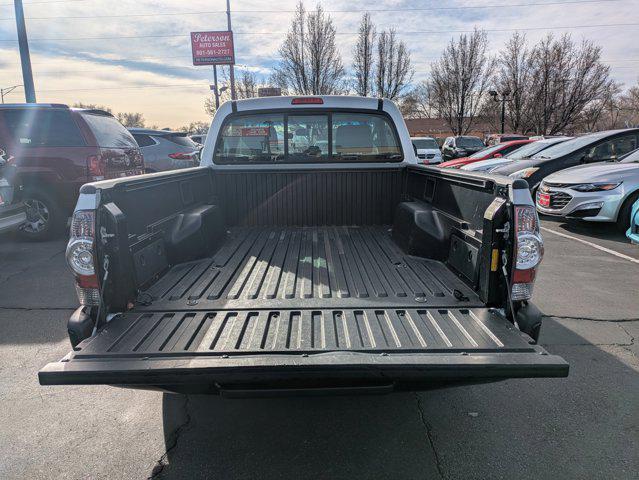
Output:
left=191, top=31, right=235, bottom=66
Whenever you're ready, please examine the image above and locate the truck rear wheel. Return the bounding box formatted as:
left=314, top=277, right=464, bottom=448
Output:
left=18, top=190, right=63, bottom=241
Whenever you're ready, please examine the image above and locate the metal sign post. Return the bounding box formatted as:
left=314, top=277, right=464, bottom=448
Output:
left=226, top=0, right=236, bottom=100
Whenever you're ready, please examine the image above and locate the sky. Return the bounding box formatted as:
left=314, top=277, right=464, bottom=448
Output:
left=0, top=0, right=638, bottom=128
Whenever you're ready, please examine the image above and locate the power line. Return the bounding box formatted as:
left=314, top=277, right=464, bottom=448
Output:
left=0, top=0, right=628, bottom=18
left=0, top=0, right=86, bottom=5
left=38, top=83, right=211, bottom=92
left=1, top=22, right=639, bottom=42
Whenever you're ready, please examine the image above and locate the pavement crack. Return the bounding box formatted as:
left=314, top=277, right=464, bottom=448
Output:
left=149, top=395, right=192, bottom=479
left=0, top=249, right=65, bottom=286
left=543, top=315, right=639, bottom=323
left=413, top=392, right=448, bottom=480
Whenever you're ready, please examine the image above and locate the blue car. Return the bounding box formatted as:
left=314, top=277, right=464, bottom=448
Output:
left=627, top=198, right=639, bottom=244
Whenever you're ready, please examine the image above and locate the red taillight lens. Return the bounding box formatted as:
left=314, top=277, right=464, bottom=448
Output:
left=511, top=205, right=544, bottom=300
left=168, top=152, right=193, bottom=160
left=291, top=97, right=323, bottom=105
left=67, top=210, right=100, bottom=306
left=88, top=155, right=105, bottom=180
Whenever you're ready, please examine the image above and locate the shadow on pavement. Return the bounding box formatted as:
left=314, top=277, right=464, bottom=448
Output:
left=540, top=215, right=630, bottom=245
left=157, top=321, right=638, bottom=480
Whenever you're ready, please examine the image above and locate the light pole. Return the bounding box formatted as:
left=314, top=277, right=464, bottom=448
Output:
left=14, top=0, right=36, bottom=102
left=226, top=0, right=236, bottom=100
left=489, top=90, right=511, bottom=134
left=1, top=84, right=23, bottom=103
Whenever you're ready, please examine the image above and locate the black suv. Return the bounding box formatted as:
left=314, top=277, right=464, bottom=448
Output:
left=441, top=136, right=485, bottom=161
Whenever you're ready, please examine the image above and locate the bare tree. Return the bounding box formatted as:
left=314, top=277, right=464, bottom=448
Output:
left=274, top=2, right=344, bottom=95
left=496, top=32, right=531, bottom=132
left=236, top=70, right=260, bottom=99
left=205, top=68, right=264, bottom=116
left=523, top=34, right=611, bottom=135
left=618, top=80, right=639, bottom=127
left=116, top=112, right=145, bottom=128
left=72, top=102, right=112, bottom=113
left=578, top=81, right=622, bottom=131
left=428, top=29, right=495, bottom=135
left=374, top=29, right=413, bottom=99
left=178, top=121, right=209, bottom=134
left=352, top=13, right=375, bottom=97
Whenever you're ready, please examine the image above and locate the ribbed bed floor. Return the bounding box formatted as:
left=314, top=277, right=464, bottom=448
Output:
left=137, top=226, right=480, bottom=311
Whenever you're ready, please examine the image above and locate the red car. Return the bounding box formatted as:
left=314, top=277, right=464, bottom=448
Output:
left=0, top=104, right=144, bottom=240
left=439, top=139, right=534, bottom=169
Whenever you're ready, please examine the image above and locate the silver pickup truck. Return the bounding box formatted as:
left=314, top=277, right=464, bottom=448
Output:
left=39, top=96, right=567, bottom=395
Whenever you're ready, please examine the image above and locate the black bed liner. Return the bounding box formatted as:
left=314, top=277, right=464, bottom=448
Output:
left=138, top=226, right=480, bottom=311
left=40, top=226, right=568, bottom=389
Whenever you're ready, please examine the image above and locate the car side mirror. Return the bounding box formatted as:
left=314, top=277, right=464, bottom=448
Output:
left=493, top=153, right=502, bottom=158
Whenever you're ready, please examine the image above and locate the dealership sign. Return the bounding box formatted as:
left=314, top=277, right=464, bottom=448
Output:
left=191, top=31, right=235, bottom=66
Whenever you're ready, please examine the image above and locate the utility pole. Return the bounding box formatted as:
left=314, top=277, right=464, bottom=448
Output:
left=1, top=85, right=22, bottom=103
left=489, top=90, right=511, bottom=134
left=14, top=0, right=36, bottom=103
left=226, top=0, right=236, bottom=100
left=213, top=65, right=220, bottom=109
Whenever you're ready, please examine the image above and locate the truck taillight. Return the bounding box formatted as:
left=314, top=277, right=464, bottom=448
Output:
left=88, top=155, right=105, bottom=181
left=66, top=210, right=101, bottom=306
left=511, top=205, right=544, bottom=300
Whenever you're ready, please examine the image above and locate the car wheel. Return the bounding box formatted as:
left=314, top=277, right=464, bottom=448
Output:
left=18, top=191, right=63, bottom=241
left=616, top=191, right=639, bottom=232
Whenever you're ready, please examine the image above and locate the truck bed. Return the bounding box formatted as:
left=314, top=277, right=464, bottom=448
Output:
left=40, top=226, right=567, bottom=390
left=139, top=226, right=481, bottom=311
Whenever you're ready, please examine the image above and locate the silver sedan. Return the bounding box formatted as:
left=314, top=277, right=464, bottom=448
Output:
left=536, top=148, right=639, bottom=229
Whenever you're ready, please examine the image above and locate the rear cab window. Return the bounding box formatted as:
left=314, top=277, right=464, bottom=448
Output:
left=79, top=112, right=137, bottom=148
left=0, top=108, right=85, bottom=147
left=213, top=110, right=403, bottom=164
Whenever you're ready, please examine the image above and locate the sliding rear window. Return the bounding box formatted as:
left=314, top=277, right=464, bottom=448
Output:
left=213, top=110, right=403, bottom=164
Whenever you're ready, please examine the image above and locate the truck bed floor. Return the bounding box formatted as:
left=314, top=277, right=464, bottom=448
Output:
left=138, top=226, right=481, bottom=311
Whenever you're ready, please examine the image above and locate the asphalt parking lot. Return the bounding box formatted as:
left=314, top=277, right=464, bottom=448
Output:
left=0, top=217, right=637, bottom=480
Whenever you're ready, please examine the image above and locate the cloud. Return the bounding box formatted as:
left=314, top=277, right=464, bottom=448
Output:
left=0, top=0, right=637, bottom=127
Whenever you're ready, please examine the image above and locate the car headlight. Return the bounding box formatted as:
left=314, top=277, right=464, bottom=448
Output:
left=570, top=182, right=621, bottom=192
left=509, top=167, right=539, bottom=179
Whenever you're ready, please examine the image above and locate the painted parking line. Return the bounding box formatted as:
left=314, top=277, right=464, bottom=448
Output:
left=540, top=226, right=639, bottom=265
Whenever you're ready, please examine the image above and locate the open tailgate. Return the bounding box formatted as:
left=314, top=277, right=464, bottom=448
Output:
left=39, top=307, right=568, bottom=393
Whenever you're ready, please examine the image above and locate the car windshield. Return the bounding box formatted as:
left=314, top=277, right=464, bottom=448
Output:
left=620, top=148, right=639, bottom=163
left=531, top=133, right=608, bottom=160
left=506, top=140, right=556, bottom=160
left=468, top=144, right=501, bottom=159
left=457, top=136, right=484, bottom=148
left=413, top=139, right=438, bottom=149
left=214, top=111, right=403, bottom=164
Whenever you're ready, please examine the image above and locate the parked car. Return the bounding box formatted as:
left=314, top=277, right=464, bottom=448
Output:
left=129, top=128, right=201, bottom=173
left=492, top=128, right=639, bottom=194
left=39, top=95, right=567, bottom=393
left=462, top=137, right=572, bottom=172
left=0, top=104, right=144, bottom=240
left=411, top=136, right=442, bottom=164
left=485, top=133, right=529, bottom=146
left=439, top=139, right=534, bottom=168
left=441, top=135, right=485, bottom=161
left=536, top=147, right=639, bottom=230
left=0, top=149, right=26, bottom=234
left=189, top=133, right=206, bottom=145
left=627, top=198, right=639, bottom=243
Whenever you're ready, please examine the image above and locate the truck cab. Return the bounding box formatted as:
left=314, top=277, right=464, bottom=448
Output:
left=39, top=96, right=567, bottom=395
